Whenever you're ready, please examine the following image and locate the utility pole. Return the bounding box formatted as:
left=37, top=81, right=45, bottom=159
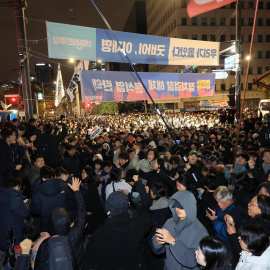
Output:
left=235, top=0, right=241, bottom=122
left=1, top=0, right=33, bottom=121
left=41, top=82, right=46, bottom=117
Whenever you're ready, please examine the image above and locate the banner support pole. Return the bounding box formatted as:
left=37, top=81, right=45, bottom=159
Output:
left=90, top=0, right=178, bottom=143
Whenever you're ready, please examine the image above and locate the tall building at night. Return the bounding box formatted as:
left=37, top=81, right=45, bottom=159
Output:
left=146, top=0, right=270, bottom=110
left=35, top=63, right=55, bottom=85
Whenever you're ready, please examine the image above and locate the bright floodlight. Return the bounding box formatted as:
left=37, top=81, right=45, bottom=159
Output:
left=246, top=55, right=251, bottom=60
left=69, top=58, right=75, bottom=63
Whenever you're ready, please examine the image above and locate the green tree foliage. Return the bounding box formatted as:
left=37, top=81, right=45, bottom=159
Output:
left=31, top=82, right=42, bottom=93
left=97, top=102, right=118, bottom=114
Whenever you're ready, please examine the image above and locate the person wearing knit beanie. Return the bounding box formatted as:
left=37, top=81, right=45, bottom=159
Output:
left=105, top=191, right=129, bottom=217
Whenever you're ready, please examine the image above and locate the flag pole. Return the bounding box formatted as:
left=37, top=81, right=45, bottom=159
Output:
left=90, top=0, right=178, bottom=144
left=232, top=0, right=259, bottom=172
left=235, top=0, right=241, bottom=122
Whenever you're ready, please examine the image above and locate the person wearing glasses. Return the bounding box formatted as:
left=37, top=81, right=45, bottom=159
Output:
left=225, top=194, right=270, bottom=266
left=235, top=224, right=270, bottom=270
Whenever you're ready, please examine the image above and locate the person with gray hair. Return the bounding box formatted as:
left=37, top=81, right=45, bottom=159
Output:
left=206, top=186, right=244, bottom=244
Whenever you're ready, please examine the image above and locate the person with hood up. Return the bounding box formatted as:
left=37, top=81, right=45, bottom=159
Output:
left=100, top=143, right=113, bottom=162
left=151, top=190, right=208, bottom=270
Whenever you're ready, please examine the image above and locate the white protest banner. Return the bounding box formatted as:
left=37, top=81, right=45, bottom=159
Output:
left=55, top=63, right=65, bottom=107
left=66, top=60, right=84, bottom=102
left=91, top=125, right=102, bottom=139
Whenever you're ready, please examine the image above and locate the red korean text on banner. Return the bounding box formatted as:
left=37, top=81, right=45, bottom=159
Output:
left=187, top=0, right=237, bottom=18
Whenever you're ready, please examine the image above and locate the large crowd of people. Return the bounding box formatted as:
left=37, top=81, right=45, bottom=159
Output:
left=0, top=110, right=270, bottom=270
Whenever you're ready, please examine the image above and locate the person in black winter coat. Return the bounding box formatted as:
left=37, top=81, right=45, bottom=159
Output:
left=258, top=120, right=270, bottom=146
left=0, top=129, right=22, bottom=186
left=35, top=178, right=85, bottom=270
left=39, top=122, right=67, bottom=168
left=183, top=150, right=204, bottom=188
left=30, top=166, right=71, bottom=231
left=82, top=191, right=152, bottom=270
left=139, top=158, right=175, bottom=192
left=147, top=183, right=171, bottom=270
left=197, top=175, right=219, bottom=234
left=82, top=165, right=106, bottom=235
left=0, top=178, right=29, bottom=251
left=233, top=173, right=257, bottom=216
left=62, top=144, right=81, bottom=178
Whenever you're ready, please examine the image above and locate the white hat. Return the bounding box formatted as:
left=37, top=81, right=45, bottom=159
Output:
left=148, top=141, right=157, bottom=149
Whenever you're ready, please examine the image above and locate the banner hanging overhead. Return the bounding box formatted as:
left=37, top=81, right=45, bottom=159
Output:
left=46, top=21, right=220, bottom=66
left=81, top=71, right=215, bottom=103
left=187, top=0, right=237, bottom=18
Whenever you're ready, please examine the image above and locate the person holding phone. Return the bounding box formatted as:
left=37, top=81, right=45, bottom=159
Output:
left=206, top=186, right=244, bottom=245
left=151, top=190, right=208, bottom=270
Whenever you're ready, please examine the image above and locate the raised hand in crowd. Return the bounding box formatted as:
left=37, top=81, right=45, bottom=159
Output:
left=68, top=177, right=81, bottom=192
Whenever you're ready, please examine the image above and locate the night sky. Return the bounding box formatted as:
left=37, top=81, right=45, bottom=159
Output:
left=0, top=0, right=136, bottom=85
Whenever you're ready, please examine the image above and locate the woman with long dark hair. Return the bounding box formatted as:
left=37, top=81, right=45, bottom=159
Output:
left=195, top=236, right=232, bottom=270
left=105, top=168, right=132, bottom=199
left=148, top=183, right=171, bottom=237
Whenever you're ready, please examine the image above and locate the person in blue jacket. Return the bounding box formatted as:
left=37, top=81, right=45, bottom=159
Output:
left=206, top=185, right=244, bottom=244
